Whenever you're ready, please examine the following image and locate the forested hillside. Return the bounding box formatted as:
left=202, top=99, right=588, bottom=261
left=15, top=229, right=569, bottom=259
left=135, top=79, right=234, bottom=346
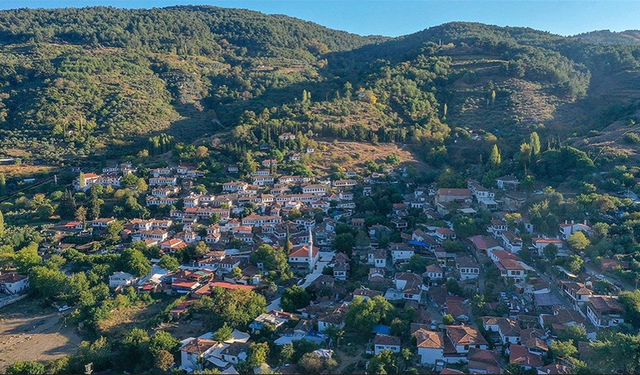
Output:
left=1, top=7, right=640, bottom=169
left=0, top=6, right=381, bottom=162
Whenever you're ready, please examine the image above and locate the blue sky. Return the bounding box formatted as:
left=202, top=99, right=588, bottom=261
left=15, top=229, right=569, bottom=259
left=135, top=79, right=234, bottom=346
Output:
left=1, top=1, right=639, bottom=37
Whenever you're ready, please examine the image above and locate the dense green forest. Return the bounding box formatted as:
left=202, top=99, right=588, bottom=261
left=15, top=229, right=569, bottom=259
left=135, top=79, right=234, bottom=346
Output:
left=0, top=7, right=640, bottom=166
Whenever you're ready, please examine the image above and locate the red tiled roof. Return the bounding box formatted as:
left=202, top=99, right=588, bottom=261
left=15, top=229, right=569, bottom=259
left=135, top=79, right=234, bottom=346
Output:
left=172, top=281, right=199, bottom=289
left=469, top=235, right=502, bottom=250
left=446, top=325, right=488, bottom=346
left=437, top=188, right=471, bottom=196
left=0, top=273, right=28, bottom=283
left=289, top=245, right=318, bottom=258
left=414, top=329, right=444, bottom=349
left=510, top=344, right=543, bottom=367
left=374, top=334, right=401, bottom=346
left=426, top=264, right=443, bottom=273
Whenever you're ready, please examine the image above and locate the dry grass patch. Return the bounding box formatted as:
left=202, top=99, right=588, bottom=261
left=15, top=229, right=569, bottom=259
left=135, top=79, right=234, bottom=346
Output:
left=0, top=298, right=81, bottom=372
left=313, top=140, right=424, bottom=172
left=96, top=299, right=170, bottom=338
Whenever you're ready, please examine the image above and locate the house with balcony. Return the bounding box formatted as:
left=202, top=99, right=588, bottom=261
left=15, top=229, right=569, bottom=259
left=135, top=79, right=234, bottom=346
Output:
left=435, top=227, right=456, bottom=243
left=222, top=181, right=248, bottom=192
left=501, top=231, right=523, bottom=253
left=394, top=272, right=426, bottom=303
left=301, top=184, right=327, bottom=195
left=488, top=220, right=508, bottom=238
left=456, top=255, right=480, bottom=280
left=490, top=250, right=529, bottom=283
left=149, top=176, right=178, bottom=186
left=497, top=318, right=521, bottom=344
left=253, top=175, right=275, bottom=186
left=424, top=264, right=444, bottom=281
left=241, top=214, right=282, bottom=227
left=332, top=179, right=357, bottom=188
left=560, top=281, right=593, bottom=311
left=586, top=296, right=625, bottom=328
left=444, top=325, right=489, bottom=356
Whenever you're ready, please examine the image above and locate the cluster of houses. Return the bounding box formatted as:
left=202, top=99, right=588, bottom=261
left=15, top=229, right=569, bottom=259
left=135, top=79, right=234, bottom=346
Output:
left=72, top=162, right=137, bottom=191
left=29, top=152, right=631, bottom=374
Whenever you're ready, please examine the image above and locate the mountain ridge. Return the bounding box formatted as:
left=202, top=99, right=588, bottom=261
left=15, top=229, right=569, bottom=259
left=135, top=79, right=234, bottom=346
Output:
left=574, top=29, right=640, bottom=46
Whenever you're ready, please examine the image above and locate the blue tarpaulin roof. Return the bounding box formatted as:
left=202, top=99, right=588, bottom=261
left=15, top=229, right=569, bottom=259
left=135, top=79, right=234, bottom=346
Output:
left=408, top=240, right=430, bottom=247
left=372, top=324, right=391, bottom=334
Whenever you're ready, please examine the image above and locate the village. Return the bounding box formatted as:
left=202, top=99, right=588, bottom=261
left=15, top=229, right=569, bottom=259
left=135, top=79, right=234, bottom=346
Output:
left=0, top=137, right=637, bottom=375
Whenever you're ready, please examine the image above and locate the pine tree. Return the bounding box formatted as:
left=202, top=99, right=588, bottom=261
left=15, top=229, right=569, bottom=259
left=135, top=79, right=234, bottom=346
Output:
left=520, top=143, right=533, bottom=171
left=75, top=206, right=87, bottom=226
left=489, top=144, right=501, bottom=167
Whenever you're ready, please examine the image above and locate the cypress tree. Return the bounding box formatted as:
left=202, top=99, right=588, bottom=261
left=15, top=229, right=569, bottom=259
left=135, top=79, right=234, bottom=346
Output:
left=78, top=172, right=86, bottom=189
left=0, top=173, right=5, bottom=195
left=89, top=184, right=101, bottom=220
left=530, top=132, right=541, bottom=155
left=489, top=144, right=502, bottom=167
